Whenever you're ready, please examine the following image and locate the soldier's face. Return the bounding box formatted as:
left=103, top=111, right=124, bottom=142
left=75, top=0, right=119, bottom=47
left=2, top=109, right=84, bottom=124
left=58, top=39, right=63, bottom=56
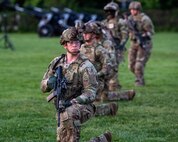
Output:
left=130, top=9, right=139, bottom=16
left=83, top=33, right=94, bottom=42
left=64, top=40, right=81, bottom=55
left=105, top=10, right=115, bottom=19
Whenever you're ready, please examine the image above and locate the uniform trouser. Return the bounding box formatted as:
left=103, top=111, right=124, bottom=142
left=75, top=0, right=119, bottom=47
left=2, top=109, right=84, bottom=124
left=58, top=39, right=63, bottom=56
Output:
left=116, top=49, right=126, bottom=64
left=115, top=50, right=123, bottom=88
left=94, top=102, right=113, bottom=116
left=95, top=78, right=105, bottom=102
left=92, top=75, right=117, bottom=116
left=57, top=103, right=95, bottom=142
left=103, top=71, right=133, bottom=101
left=128, top=41, right=152, bottom=83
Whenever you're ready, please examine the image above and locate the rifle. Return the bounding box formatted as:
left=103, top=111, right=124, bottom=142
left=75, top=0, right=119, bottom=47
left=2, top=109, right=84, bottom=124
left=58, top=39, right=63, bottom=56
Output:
left=47, top=66, right=71, bottom=127
left=46, top=54, right=65, bottom=102
left=113, top=37, right=128, bottom=51
left=126, top=17, right=150, bottom=49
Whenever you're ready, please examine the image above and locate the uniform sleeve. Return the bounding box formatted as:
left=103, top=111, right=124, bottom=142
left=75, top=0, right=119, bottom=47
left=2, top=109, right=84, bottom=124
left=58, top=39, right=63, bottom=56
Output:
left=96, top=47, right=111, bottom=77
left=119, top=19, right=129, bottom=45
left=75, top=62, right=98, bottom=104
left=40, top=57, right=58, bottom=93
left=142, top=15, right=155, bottom=36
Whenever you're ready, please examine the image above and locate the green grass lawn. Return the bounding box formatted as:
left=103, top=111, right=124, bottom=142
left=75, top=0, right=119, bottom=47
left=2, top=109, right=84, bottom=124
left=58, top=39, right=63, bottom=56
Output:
left=0, top=32, right=178, bottom=142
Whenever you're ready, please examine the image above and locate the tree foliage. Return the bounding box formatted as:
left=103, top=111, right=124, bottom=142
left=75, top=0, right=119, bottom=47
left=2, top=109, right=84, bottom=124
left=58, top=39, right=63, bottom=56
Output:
left=11, top=0, right=178, bottom=10
left=140, top=0, right=178, bottom=9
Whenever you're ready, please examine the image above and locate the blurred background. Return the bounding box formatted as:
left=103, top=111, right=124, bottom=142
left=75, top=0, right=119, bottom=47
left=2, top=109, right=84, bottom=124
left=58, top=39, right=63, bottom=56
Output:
left=0, top=0, right=178, bottom=37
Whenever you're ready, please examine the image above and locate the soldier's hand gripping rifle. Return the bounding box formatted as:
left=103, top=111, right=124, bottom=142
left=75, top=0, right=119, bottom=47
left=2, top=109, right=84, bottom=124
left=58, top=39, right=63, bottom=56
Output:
left=47, top=66, right=71, bottom=127
left=126, top=17, right=150, bottom=49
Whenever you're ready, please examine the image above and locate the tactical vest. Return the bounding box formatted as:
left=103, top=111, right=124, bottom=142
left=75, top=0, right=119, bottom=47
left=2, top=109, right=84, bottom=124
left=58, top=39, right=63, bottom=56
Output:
left=52, top=54, right=88, bottom=100
left=103, top=18, right=122, bottom=40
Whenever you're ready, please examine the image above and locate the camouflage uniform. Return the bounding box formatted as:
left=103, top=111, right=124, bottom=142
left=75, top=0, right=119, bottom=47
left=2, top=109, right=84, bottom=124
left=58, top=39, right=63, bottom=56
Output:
left=80, top=38, right=111, bottom=102
left=40, top=27, right=111, bottom=142
left=95, top=21, right=135, bottom=102
left=128, top=1, right=155, bottom=86
left=102, top=1, right=129, bottom=64
left=102, top=2, right=129, bottom=90
left=100, top=37, right=136, bottom=101
left=80, top=22, right=118, bottom=116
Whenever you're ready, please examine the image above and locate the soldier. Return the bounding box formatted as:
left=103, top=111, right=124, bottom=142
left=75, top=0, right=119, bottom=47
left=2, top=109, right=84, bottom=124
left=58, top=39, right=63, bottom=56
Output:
left=94, top=21, right=135, bottom=102
left=80, top=22, right=119, bottom=116
left=127, top=1, right=155, bottom=86
left=75, top=20, right=85, bottom=44
left=102, top=1, right=129, bottom=88
left=40, top=27, right=111, bottom=142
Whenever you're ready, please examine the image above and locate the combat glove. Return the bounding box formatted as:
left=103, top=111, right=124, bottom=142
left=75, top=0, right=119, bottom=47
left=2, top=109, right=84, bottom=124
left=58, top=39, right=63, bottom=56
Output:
left=47, top=75, right=57, bottom=90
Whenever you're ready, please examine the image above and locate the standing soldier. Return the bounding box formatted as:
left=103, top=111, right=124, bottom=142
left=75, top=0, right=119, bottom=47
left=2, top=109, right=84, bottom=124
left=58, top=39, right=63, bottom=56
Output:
left=102, top=1, right=129, bottom=88
left=40, top=27, right=112, bottom=142
left=127, top=1, right=154, bottom=86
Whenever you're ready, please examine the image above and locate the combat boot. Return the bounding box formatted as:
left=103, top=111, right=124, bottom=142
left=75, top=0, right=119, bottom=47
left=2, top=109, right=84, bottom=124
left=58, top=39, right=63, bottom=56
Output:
left=135, top=78, right=145, bottom=86
left=135, top=81, right=144, bottom=86
left=127, top=90, right=136, bottom=100
left=109, top=102, right=118, bottom=116
left=88, top=131, right=112, bottom=142
left=103, top=131, right=112, bottom=142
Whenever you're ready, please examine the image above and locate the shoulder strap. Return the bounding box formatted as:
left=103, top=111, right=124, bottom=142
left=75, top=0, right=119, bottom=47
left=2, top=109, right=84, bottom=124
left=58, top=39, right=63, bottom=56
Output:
left=52, top=54, right=65, bottom=70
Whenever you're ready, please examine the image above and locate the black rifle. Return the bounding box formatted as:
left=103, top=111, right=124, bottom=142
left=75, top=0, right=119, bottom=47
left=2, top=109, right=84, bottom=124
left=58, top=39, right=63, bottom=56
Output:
left=47, top=66, right=71, bottom=127
left=113, top=37, right=128, bottom=51
left=126, top=17, right=150, bottom=49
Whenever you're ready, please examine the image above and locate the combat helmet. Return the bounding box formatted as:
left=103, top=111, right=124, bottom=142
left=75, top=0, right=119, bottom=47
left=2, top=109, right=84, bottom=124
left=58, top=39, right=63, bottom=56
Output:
left=104, top=1, right=119, bottom=11
left=129, top=1, right=142, bottom=11
left=83, top=21, right=101, bottom=35
left=75, top=20, right=84, bottom=29
left=75, top=20, right=84, bottom=33
left=60, top=27, right=79, bottom=45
